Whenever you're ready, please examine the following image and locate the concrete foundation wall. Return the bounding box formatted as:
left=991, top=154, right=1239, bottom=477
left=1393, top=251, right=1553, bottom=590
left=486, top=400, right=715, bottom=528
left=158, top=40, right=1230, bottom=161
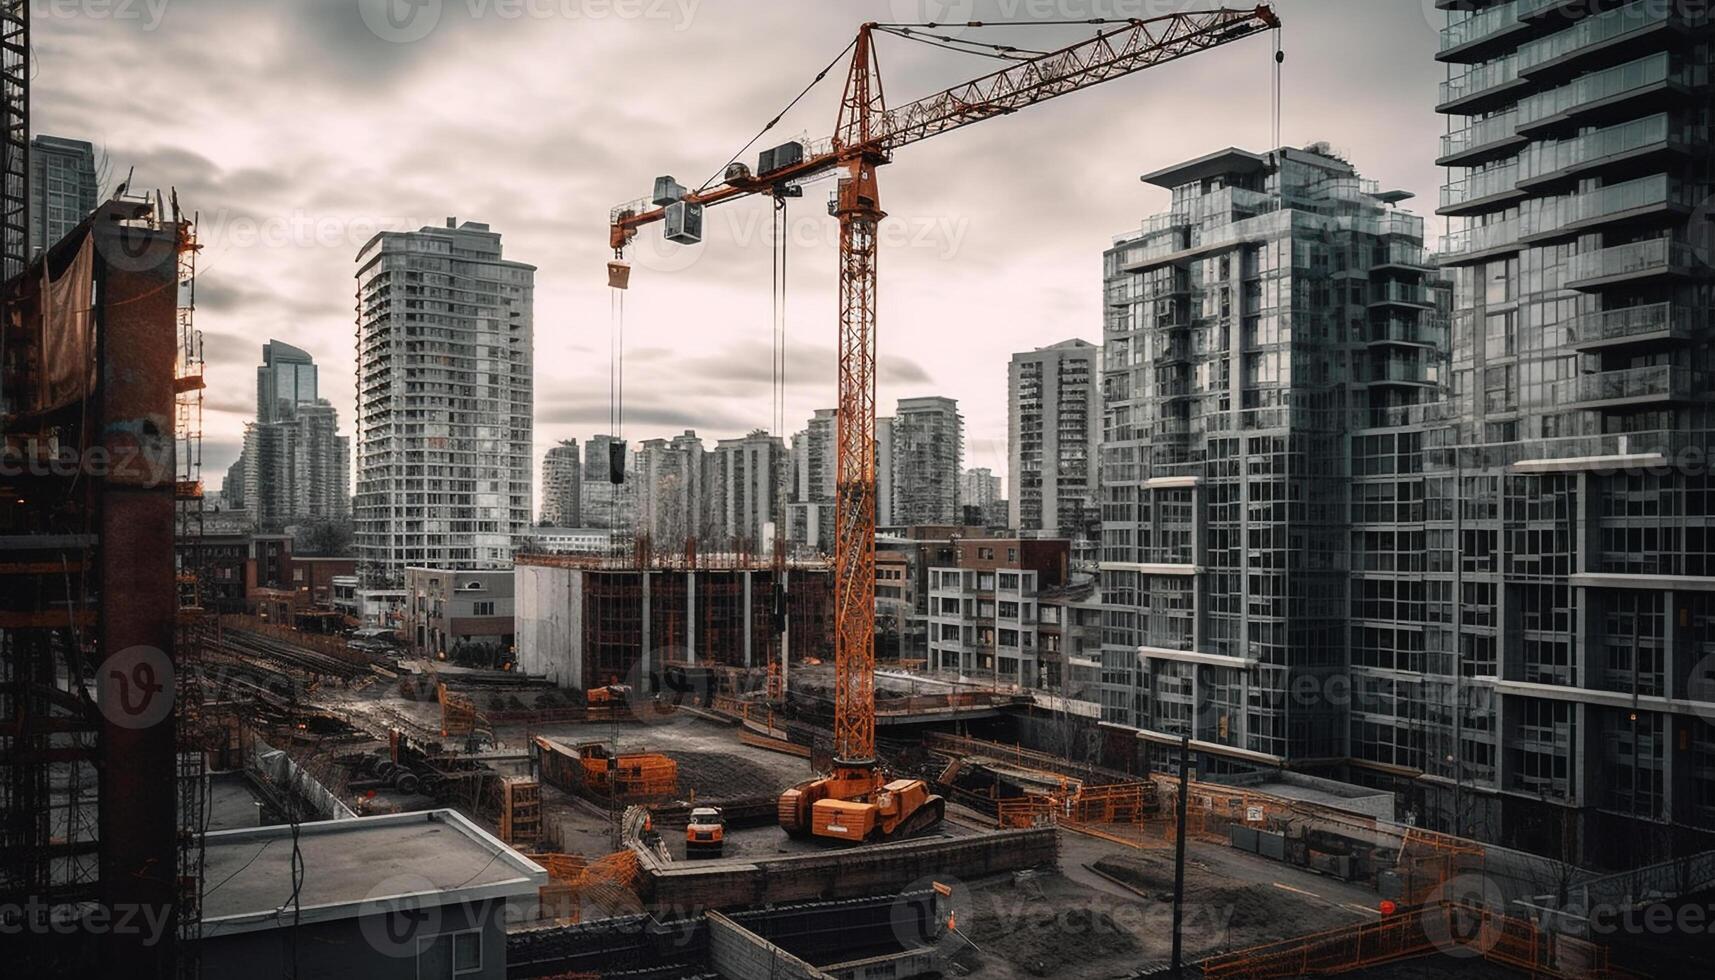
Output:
left=643, top=827, right=1057, bottom=911
left=516, top=563, right=576, bottom=685
left=708, top=912, right=831, bottom=980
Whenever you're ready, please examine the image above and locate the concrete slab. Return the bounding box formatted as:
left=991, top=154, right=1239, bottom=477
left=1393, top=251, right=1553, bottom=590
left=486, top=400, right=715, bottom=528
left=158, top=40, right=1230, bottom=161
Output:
left=201, top=809, right=546, bottom=937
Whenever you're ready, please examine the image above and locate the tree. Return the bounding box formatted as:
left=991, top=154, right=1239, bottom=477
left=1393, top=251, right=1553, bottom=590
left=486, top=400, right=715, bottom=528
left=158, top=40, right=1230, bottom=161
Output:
left=296, top=519, right=354, bottom=557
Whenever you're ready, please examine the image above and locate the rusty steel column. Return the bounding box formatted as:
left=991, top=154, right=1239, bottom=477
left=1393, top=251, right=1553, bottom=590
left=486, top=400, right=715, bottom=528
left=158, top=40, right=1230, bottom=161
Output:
left=93, top=216, right=181, bottom=979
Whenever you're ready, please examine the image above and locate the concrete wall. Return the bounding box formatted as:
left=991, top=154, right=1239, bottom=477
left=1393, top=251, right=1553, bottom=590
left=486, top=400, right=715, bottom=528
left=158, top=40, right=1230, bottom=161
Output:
left=642, top=827, right=1057, bottom=911
left=516, top=563, right=577, bottom=685
left=708, top=912, right=831, bottom=980
left=201, top=897, right=507, bottom=980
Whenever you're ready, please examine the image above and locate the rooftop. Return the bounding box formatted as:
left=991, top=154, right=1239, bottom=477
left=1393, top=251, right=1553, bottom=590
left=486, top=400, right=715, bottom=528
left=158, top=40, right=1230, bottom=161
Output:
left=1140, top=146, right=1270, bottom=188
left=200, top=809, right=545, bottom=937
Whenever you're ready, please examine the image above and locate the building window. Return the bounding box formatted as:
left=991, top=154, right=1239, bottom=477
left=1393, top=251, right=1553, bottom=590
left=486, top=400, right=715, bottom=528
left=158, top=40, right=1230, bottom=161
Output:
left=417, top=929, right=482, bottom=978
left=473, top=601, right=495, bottom=616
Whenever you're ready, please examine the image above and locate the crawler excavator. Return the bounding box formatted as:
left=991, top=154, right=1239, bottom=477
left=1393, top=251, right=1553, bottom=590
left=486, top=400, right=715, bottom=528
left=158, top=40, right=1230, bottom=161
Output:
left=606, top=8, right=1280, bottom=845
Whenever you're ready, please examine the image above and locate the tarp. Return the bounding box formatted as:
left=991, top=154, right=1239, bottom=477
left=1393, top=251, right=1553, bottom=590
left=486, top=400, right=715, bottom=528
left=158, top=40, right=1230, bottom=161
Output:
left=36, top=234, right=96, bottom=411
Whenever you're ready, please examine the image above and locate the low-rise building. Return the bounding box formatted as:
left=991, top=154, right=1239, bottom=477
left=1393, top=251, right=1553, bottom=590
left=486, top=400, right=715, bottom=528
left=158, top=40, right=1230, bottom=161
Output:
left=404, top=567, right=517, bottom=662
left=927, top=537, right=1095, bottom=693
left=519, top=526, right=613, bottom=555
left=199, top=809, right=546, bottom=980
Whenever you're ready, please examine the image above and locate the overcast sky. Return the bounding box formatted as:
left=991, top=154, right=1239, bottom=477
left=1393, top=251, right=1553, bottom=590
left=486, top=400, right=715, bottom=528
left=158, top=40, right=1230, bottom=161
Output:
left=34, top=0, right=1447, bottom=495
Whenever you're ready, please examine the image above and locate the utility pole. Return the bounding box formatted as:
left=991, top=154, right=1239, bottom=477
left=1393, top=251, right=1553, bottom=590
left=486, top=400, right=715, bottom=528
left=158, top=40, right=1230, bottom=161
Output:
left=1171, top=733, right=1190, bottom=978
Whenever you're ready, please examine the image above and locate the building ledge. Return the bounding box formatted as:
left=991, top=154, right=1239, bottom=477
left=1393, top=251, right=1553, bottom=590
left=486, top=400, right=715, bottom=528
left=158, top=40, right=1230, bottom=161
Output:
left=1138, top=645, right=1259, bottom=669
left=1144, top=475, right=1201, bottom=490
left=1491, top=678, right=1713, bottom=714
left=1508, top=452, right=1667, bottom=474
left=1102, top=561, right=1199, bottom=576
left=1570, top=572, right=1715, bottom=592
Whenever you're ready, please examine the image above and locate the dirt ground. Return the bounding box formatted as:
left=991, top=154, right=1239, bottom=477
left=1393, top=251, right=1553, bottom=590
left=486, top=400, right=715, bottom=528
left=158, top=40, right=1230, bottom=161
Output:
left=943, top=829, right=1384, bottom=979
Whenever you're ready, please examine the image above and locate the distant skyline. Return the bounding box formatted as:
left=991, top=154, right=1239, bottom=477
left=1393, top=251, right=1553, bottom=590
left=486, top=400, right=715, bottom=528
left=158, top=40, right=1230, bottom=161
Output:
left=32, top=0, right=1446, bottom=498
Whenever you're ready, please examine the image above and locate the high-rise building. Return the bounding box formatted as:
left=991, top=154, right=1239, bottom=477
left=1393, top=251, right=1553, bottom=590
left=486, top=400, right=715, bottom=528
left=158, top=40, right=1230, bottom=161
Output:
left=710, top=430, right=787, bottom=549
left=1009, top=339, right=1100, bottom=541
left=960, top=467, right=1002, bottom=526
left=891, top=396, right=963, bottom=526
left=637, top=430, right=705, bottom=550
left=27, top=135, right=97, bottom=257
left=1099, top=145, right=1444, bottom=775
left=239, top=341, right=349, bottom=531
left=1424, top=4, right=1715, bottom=862
left=540, top=440, right=582, bottom=527
left=789, top=408, right=836, bottom=554
left=581, top=434, right=635, bottom=534
left=875, top=415, right=896, bottom=528
left=353, top=219, right=534, bottom=585
left=257, top=339, right=319, bottom=424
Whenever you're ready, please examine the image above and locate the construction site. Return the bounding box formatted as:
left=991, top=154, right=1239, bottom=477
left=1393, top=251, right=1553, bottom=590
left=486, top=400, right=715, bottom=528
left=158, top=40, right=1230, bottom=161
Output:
left=9, top=2, right=1715, bottom=979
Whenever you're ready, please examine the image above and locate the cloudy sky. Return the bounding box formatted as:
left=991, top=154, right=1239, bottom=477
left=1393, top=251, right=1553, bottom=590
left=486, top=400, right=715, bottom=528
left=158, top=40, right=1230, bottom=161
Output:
left=34, top=0, right=1447, bottom=495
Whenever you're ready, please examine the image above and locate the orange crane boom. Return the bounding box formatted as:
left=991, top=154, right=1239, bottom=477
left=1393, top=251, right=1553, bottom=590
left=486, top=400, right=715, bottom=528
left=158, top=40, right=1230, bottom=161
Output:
left=609, top=6, right=1279, bottom=837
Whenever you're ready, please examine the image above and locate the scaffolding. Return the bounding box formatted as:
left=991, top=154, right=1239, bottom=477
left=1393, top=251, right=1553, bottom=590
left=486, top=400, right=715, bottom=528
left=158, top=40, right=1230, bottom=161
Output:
left=498, top=776, right=542, bottom=847
left=171, top=205, right=211, bottom=977
left=0, top=1, right=24, bottom=284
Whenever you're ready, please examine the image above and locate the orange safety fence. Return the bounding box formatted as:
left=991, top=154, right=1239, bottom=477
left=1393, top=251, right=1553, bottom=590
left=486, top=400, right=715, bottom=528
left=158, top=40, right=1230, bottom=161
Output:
left=533, top=850, right=643, bottom=925
left=1201, top=902, right=1615, bottom=980
left=219, top=614, right=371, bottom=664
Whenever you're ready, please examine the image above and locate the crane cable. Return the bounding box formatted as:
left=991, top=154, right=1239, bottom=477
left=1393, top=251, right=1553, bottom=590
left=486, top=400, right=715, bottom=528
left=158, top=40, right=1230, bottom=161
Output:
left=697, top=38, right=858, bottom=194
left=610, top=282, right=624, bottom=442
left=772, top=195, right=789, bottom=438
left=1272, top=22, right=1284, bottom=157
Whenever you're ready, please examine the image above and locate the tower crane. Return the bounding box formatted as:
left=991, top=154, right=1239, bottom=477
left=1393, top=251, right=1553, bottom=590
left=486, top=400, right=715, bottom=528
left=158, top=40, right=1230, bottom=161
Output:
left=608, top=6, right=1280, bottom=843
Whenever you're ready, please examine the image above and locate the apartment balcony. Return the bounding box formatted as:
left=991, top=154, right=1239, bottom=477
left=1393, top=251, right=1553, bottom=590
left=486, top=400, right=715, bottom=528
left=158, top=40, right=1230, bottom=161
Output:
left=1439, top=163, right=1526, bottom=216
left=1438, top=0, right=1540, bottom=64
left=1566, top=302, right=1699, bottom=352
left=1368, top=281, right=1435, bottom=309
left=1554, top=365, right=1704, bottom=410
left=1517, top=2, right=1699, bottom=83
left=1363, top=354, right=1437, bottom=388
left=1373, top=242, right=1433, bottom=273
left=1440, top=218, right=1521, bottom=266
left=1517, top=52, right=1688, bottom=136
left=1564, top=238, right=1698, bottom=290
left=1437, top=56, right=1527, bottom=113
left=1439, top=111, right=1526, bottom=167
left=1368, top=318, right=1445, bottom=349
left=1517, top=114, right=1695, bottom=189
left=1521, top=174, right=1694, bottom=243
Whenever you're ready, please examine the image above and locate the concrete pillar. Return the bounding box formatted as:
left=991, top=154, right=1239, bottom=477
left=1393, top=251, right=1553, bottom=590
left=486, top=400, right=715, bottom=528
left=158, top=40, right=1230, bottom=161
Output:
left=743, top=570, right=753, bottom=667
left=687, top=570, right=697, bottom=664
left=641, top=570, right=652, bottom=680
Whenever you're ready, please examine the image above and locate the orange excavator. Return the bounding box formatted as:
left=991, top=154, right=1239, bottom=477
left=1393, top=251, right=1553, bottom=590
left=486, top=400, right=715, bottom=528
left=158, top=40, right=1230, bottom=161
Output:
left=607, top=9, right=1279, bottom=844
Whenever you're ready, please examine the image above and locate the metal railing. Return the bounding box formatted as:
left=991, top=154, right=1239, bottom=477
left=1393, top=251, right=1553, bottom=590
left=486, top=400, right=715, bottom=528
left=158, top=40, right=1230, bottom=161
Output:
left=1565, top=301, right=1699, bottom=346
left=1564, top=237, right=1696, bottom=285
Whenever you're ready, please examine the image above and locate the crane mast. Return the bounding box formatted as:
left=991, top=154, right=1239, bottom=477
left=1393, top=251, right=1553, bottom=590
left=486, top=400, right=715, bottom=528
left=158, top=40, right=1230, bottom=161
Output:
left=609, top=5, right=1279, bottom=832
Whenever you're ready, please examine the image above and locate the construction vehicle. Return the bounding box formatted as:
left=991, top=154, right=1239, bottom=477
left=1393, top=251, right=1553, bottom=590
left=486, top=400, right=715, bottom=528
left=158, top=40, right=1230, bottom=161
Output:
left=607, top=8, right=1280, bottom=844
left=685, top=806, right=726, bottom=857
left=586, top=683, right=630, bottom=708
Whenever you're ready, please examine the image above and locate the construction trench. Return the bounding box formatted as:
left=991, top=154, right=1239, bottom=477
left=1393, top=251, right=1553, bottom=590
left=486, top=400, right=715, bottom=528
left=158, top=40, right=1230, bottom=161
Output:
left=183, top=616, right=1693, bottom=980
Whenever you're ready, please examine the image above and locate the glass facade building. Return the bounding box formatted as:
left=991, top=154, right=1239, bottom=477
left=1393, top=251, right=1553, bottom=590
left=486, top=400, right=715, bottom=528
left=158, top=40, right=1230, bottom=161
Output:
left=1427, top=0, right=1715, bottom=863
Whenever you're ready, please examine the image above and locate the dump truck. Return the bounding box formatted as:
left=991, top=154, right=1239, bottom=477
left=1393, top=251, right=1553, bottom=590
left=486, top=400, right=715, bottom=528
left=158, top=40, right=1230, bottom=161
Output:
left=685, top=806, right=725, bottom=857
